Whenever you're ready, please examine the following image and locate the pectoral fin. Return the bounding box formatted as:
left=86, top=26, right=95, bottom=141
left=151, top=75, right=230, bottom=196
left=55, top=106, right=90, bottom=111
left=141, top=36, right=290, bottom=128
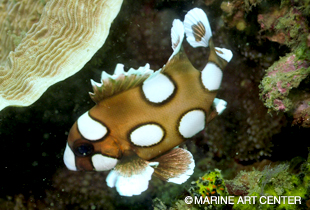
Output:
left=152, top=148, right=195, bottom=184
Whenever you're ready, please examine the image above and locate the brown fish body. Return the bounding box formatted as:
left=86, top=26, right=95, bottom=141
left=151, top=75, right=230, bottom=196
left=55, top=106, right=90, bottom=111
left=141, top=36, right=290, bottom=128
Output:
left=63, top=8, right=233, bottom=197
left=85, top=52, right=217, bottom=161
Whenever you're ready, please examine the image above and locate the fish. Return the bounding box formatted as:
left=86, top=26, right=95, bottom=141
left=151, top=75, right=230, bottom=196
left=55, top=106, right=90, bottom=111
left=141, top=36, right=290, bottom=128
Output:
left=63, top=8, right=233, bottom=197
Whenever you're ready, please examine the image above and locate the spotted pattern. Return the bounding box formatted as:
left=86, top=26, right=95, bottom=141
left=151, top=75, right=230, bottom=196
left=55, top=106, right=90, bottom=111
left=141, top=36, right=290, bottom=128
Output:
left=178, top=110, right=206, bottom=138
left=77, top=111, right=108, bottom=141
left=92, top=154, right=118, bottom=171
left=63, top=143, right=77, bottom=171
left=142, top=72, right=175, bottom=103
left=130, top=124, right=164, bottom=147
left=201, top=62, right=223, bottom=91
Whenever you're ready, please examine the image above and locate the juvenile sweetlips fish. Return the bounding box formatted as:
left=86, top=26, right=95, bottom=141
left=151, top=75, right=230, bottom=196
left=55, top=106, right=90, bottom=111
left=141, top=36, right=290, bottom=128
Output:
left=63, top=8, right=233, bottom=197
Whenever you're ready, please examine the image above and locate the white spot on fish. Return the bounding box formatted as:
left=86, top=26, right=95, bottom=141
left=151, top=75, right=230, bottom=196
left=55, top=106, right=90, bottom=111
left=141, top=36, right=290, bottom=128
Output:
left=142, top=73, right=175, bottom=103
left=92, top=154, right=118, bottom=171
left=77, top=111, right=108, bottom=141
left=130, top=124, right=164, bottom=146
left=179, top=110, right=205, bottom=138
left=201, top=62, right=223, bottom=91
left=63, top=143, right=77, bottom=171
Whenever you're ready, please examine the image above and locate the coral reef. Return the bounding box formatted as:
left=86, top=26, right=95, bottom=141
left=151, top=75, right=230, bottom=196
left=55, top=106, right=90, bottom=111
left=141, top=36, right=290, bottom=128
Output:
left=221, top=0, right=310, bottom=127
left=188, top=169, right=229, bottom=209
left=157, top=151, right=310, bottom=210
left=199, top=52, right=286, bottom=161
left=0, top=0, right=123, bottom=111
left=260, top=52, right=310, bottom=112
left=0, top=0, right=45, bottom=62
left=189, top=169, right=227, bottom=198
left=0, top=0, right=310, bottom=209
left=291, top=96, right=310, bottom=127
left=230, top=152, right=310, bottom=210
left=256, top=0, right=310, bottom=123
left=228, top=164, right=309, bottom=209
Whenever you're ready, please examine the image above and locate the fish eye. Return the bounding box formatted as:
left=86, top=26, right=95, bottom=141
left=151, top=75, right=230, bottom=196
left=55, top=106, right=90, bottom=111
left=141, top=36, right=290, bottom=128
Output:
left=73, top=141, right=94, bottom=157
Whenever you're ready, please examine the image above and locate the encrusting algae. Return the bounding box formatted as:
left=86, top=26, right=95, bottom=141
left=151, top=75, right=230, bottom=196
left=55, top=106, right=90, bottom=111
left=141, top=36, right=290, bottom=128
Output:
left=256, top=0, right=310, bottom=127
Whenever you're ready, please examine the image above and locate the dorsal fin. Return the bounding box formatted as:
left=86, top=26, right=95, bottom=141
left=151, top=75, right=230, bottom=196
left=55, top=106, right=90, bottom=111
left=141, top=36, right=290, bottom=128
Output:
left=167, top=19, right=184, bottom=62
left=89, top=63, right=154, bottom=103
left=161, top=18, right=188, bottom=73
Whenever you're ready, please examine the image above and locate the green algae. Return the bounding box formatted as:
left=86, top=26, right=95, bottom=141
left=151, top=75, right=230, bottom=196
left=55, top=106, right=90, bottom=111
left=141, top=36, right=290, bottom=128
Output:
left=243, top=0, right=264, bottom=12
left=259, top=0, right=310, bottom=113
left=156, top=150, right=310, bottom=210
left=274, top=8, right=306, bottom=47
left=231, top=151, right=310, bottom=210
left=259, top=51, right=310, bottom=112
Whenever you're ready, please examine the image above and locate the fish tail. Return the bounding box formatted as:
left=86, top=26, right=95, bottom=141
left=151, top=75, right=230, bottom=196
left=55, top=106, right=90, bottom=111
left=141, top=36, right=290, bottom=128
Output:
left=184, top=8, right=212, bottom=48
left=184, top=8, right=233, bottom=68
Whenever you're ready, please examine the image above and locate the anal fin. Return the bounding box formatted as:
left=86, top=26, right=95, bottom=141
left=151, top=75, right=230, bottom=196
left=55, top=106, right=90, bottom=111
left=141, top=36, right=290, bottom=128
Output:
left=152, top=148, right=195, bottom=184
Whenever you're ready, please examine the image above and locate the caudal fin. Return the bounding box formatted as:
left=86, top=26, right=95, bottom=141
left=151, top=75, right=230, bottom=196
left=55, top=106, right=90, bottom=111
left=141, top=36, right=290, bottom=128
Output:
left=184, top=8, right=233, bottom=76
left=184, top=8, right=212, bottom=48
